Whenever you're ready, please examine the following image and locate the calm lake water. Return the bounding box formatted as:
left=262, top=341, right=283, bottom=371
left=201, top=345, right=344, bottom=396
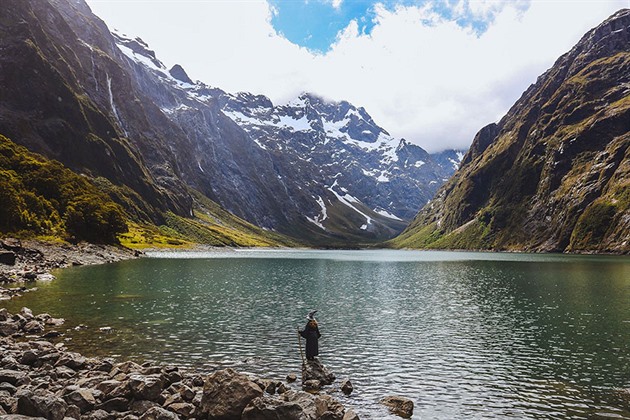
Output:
left=3, top=249, right=630, bottom=419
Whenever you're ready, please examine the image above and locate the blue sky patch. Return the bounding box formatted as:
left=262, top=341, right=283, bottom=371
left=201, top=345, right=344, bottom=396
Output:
left=268, top=0, right=525, bottom=53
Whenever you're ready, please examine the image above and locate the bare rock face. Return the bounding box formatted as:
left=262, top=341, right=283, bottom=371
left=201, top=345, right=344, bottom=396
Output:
left=199, top=368, right=264, bottom=419
left=0, top=0, right=463, bottom=247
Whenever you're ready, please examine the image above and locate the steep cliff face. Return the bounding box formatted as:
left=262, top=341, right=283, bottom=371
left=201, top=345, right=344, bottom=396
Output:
left=0, top=0, right=462, bottom=245
left=394, top=9, right=630, bottom=253
left=0, top=0, right=193, bottom=222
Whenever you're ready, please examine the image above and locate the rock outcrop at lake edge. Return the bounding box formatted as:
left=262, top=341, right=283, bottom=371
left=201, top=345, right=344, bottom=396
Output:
left=0, top=238, right=139, bottom=286
left=0, top=307, right=353, bottom=419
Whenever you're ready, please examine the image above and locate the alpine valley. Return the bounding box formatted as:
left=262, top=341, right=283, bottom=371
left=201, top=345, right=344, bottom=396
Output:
left=0, top=0, right=628, bottom=254
left=0, top=0, right=462, bottom=247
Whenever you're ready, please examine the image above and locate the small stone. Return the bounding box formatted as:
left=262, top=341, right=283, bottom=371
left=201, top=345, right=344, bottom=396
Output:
left=167, top=402, right=195, bottom=417
left=0, top=251, right=16, bottom=266
left=63, top=388, right=96, bottom=413
left=0, top=370, right=26, bottom=386
left=19, top=308, right=33, bottom=320
left=340, top=379, right=353, bottom=395
left=286, top=373, right=297, bottom=383
left=302, top=379, right=321, bottom=392
left=45, top=318, right=65, bottom=327
left=23, top=320, right=44, bottom=333
left=97, top=396, right=129, bottom=412
left=277, top=382, right=289, bottom=394
left=129, top=374, right=164, bottom=401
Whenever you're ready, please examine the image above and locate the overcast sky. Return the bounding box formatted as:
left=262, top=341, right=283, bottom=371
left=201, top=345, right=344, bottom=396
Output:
left=85, top=0, right=627, bottom=152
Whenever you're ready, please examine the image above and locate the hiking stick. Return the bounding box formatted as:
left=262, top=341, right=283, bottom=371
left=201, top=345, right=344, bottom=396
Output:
left=297, top=327, right=306, bottom=367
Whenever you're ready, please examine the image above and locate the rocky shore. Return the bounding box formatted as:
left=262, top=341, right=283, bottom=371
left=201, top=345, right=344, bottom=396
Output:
left=0, top=238, right=139, bottom=301
left=0, top=306, right=360, bottom=419
left=0, top=239, right=414, bottom=419
left=0, top=239, right=359, bottom=419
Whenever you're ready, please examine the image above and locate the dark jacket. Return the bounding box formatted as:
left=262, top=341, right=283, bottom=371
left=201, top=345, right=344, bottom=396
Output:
left=300, top=320, right=321, bottom=359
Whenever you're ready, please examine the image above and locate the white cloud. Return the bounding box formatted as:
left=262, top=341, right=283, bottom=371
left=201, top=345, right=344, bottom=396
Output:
left=86, top=0, right=628, bottom=152
left=331, top=0, right=343, bottom=10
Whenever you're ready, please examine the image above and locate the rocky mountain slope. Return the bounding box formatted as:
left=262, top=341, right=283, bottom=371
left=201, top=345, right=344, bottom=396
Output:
left=393, top=9, right=630, bottom=253
left=0, top=0, right=461, bottom=246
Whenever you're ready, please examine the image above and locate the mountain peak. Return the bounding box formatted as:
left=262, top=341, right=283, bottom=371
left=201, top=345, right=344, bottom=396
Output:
left=169, top=64, right=194, bottom=85
left=112, top=31, right=165, bottom=71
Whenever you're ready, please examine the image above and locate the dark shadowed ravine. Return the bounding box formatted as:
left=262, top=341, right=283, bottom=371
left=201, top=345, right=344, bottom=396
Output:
left=2, top=249, right=630, bottom=419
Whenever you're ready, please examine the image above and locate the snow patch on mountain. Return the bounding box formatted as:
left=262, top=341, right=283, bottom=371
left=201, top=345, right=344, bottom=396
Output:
left=306, top=196, right=329, bottom=231
left=328, top=181, right=372, bottom=228
left=374, top=208, right=403, bottom=221
left=275, top=114, right=311, bottom=132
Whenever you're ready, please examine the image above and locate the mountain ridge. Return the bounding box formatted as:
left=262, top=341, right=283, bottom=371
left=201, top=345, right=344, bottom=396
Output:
left=392, top=8, right=630, bottom=253
left=0, top=0, right=462, bottom=246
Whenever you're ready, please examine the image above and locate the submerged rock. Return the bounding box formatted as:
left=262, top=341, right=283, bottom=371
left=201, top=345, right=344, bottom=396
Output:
left=381, top=395, right=414, bottom=418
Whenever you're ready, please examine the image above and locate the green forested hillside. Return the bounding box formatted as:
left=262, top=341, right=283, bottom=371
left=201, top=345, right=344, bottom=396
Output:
left=0, top=134, right=297, bottom=248
left=0, top=134, right=127, bottom=243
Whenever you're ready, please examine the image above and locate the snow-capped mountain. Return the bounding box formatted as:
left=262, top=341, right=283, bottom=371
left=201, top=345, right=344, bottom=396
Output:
left=0, top=0, right=464, bottom=245
left=219, top=91, right=460, bottom=225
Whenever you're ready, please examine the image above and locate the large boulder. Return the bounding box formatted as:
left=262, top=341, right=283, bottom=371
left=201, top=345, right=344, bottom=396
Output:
left=129, top=374, right=164, bottom=401
left=199, top=368, right=263, bottom=419
left=302, top=359, right=335, bottom=386
left=381, top=396, right=413, bottom=418
left=242, top=390, right=345, bottom=420
left=15, top=388, right=69, bottom=420
left=63, top=388, right=96, bottom=413
left=0, top=251, right=16, bottom=266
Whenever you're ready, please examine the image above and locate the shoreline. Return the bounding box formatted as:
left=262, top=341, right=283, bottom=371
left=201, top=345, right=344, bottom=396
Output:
left=0, top=238, right=140, bottom=295
left=0, top=240, right=364, bottom=419
left=0, top=306, right=358, bottom=419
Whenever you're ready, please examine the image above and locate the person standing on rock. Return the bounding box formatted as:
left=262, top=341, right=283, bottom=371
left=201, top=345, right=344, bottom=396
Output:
left=300, top=310, right=321, bottom=360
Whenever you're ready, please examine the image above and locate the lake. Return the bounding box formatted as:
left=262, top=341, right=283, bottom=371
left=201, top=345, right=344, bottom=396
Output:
left=3, top=249, right=630, bottom=419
